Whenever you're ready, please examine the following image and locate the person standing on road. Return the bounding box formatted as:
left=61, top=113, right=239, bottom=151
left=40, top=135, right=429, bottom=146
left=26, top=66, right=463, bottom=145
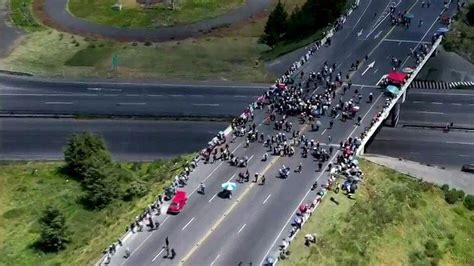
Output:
left=261, top=175, right=266, bottom=185
left=170, top=249, right=176, bottom=259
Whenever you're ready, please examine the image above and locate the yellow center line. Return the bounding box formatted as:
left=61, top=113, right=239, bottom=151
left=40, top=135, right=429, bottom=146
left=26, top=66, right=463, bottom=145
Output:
left=180, top=124, right=309, bottom=265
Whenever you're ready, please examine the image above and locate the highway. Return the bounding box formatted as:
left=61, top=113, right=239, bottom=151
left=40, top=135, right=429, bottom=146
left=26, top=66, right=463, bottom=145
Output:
left=368, top=89, right=474, bottom=169
left=0, top=77, right=266, bottom=118
left=0, top=118, right=228, bottom=161
left=99, top=0, right=453, bottom=265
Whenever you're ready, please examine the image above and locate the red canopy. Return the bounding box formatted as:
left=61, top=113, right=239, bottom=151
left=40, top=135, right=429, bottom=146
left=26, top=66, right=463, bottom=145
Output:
left=387, top=71, right=407, bottom=84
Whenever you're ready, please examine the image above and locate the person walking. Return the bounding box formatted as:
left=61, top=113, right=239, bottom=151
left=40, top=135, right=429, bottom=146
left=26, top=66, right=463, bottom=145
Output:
left=124, top=247, right=131, bottom=258
left=170, top=249, right=176, bottom=259
left=261, top=175, right=266, bottom=185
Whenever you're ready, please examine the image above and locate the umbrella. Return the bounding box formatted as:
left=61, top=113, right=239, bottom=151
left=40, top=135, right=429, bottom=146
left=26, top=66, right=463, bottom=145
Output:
left=352, top=106, right=360, bottom=112
left=386, top=85, right=400, bottom=95
left=402, top=67, right=414, bottom=74
left=316, top=120, right=322, bottom=126
left=352, top=159, right=359, bottom=165
left=405, top=13, right=415, bottom=19
left=437, top=27, right=449, bottom=33
left=221, top=182, right=237, bottom=191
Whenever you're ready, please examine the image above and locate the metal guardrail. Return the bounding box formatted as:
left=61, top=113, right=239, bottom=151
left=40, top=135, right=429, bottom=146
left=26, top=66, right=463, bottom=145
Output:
left=356, top=36, right=443, bottom=156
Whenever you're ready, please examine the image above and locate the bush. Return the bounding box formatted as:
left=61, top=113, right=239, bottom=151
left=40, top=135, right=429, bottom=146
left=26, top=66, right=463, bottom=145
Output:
left=64, top=133, right=112, bottom=181
left=36, top=206, right=70, bottom=252
left=424, top=239, right=440, bottom=258
left=123, top=181, right=149, bottom=201
left=464, top=195, right=474, bottom=210
left=445, top=189, right=462, bottom=204
left=81, top=167, right=121, bottom=210
left=441, top=184, right=449, bottom=192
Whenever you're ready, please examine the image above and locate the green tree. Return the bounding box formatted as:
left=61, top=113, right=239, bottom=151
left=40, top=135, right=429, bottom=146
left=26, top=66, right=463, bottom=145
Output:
left=37, top=206, right=70, bottom=252
left=261, top=1, right=288, bottom=47
left=466, top=4, right=474, bottom=26
left=64, top=132, right=112, bottom=181
left=81, top=166, right=121, bottom=210
left=463, top=194, right=474, bottom=210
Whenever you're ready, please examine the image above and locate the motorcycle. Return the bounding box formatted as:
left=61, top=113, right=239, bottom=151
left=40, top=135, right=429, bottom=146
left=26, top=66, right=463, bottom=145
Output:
left=279, top=167, right=290, bottom=178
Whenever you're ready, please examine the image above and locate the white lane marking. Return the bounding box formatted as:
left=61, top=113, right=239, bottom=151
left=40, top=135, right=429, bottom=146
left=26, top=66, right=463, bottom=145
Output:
left=373, top=30, right=383, bottom=39
left=353, top=0, right=372, bottom=29
left=262, top=194, right=271, bottom=204
left=412, top=100, right=422, bottom=104
left=383, top=38, right=430, bottom=44
left=226, top=174, right=236, bottom=183
left=451, top=103, right=462, bottom=106
left=459, top=155, right=472, bottom=158
left=373, top=68, right=378, bottom=74
left=431, top=102, right=443, bottom=105
left=121, top=216, right=170, bottom=264
left=351, top=84, right=379, bottom=88
left=170, top=94, right=184, bottom=97
left=87, top=87, right=121, bottom=92
left=189, top=162, right=225, bottom=196
left=208, top=194, right=218, bottom=203
left=210, top=254, right=221, bottom=266
left=234, top=95, right=248, bottom=98
left=415, top=111, right=445, bottom=115
left=182, top=217, right=195, bottom=231
left=103, top=94, right=119, bottom=97
left=365, top=0, right=401, bottom=38
left=445, top=141, right=474, bottom=146
left=192, top=103, right=220, bottom=107
left=321, top=129, right=327, bottom=135
left=401, top=9, right=444, bottom=68
left=117, top=102, right=146, bottom=105
left=44, top=102, right=73, bottom=105
left=152, top=248, right=164, bottom=262
left=237, top=224, right=247, bottom=234
left=126, top=94, right=140, bottom=97
left=247, top=154, right=255, bottom=162
left=148, top=94, right=163, bottom=97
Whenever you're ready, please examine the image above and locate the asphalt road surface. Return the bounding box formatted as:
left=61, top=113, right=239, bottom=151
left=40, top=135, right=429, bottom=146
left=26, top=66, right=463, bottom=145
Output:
left=0, top=77, right=266, bottom=118
left=0, top=118, right=228, bottom=161
left=101, top=0, right=453, bottom=265
left=368, top=89, right=474, bottom=169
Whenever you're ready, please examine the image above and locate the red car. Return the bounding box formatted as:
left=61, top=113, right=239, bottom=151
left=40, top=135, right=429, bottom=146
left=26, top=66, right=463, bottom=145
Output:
left=167, top=191, right=188, bottom=214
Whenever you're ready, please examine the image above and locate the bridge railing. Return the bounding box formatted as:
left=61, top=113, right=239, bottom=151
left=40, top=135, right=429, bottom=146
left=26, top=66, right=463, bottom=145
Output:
left=356, top=36, right=443, bottom=156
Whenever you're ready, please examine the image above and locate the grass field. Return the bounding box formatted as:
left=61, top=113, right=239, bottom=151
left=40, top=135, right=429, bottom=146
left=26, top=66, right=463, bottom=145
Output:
left=68, top=0, right=245, bottom=28
left=1, top=0, right=315, bottom=81
left=281, top=160, right=474, bottom=266
left=9, top=0, right=44, bottom=31
left=0, top=156, right=191, bottom=265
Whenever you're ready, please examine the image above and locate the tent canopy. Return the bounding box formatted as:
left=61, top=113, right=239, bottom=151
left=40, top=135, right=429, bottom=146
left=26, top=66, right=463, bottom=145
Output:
left=387, top=71, right=407, bottom=84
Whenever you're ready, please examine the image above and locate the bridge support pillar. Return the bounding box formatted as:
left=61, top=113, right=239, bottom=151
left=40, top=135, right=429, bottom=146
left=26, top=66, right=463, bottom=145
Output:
left=389, top=102, right=400, bottom=127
